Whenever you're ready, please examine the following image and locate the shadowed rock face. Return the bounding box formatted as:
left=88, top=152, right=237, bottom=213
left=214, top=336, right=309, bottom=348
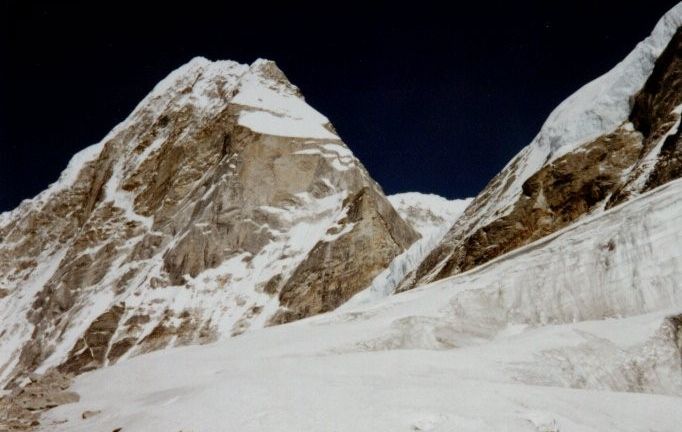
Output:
left=609, top=27, right=682, bottom=205
left=272, top=187, right=416, bottom=324
left=58, top=303, right=125, bottom=375
left=437, top=127, right=641, bottom=280
left=0, top=58, right=418, bottom=387
left=631, top=29, right=682, bottom=140
left=644, top=126, right=682, bottom=190
left=400, top=22, right=682, bottom=291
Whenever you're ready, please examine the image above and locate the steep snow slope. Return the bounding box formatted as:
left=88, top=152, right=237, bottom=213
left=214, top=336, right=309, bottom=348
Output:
left=40, top=178, right=682, bottom=432
left=494, top=2, right=682, bottom=210
left=402, top=3, right=682, bottom=288
left=0, top=57, right=418, bottom=387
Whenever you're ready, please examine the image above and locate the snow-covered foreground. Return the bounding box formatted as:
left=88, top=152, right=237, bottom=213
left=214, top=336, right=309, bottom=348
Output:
left=42, top=180, right=682, bottom=432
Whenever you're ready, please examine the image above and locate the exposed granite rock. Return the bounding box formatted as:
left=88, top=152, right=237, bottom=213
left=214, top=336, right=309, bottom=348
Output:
left=644, top=127, right=682, bottom=191
left=59, top=304, right=125, bottom=375
left=608, top=28, right=682, bottom=207
left=272, top=187, right=418, bottom=323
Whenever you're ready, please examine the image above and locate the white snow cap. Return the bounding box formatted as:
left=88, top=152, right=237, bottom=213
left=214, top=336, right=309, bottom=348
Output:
left=233, top=59, right=339, bottom=140
left=130, top=55, right=339, bottom=140
left=478, top=4, right=682, bottom=216
left=534, top=3, right=682, bottom=161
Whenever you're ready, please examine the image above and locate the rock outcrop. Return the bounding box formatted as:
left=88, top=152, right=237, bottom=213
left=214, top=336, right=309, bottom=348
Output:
left=272, top=187, right=417, bottom=323
left=0, top=370, right=75, bottom=431
left=0, top=58, right=418, bottom=388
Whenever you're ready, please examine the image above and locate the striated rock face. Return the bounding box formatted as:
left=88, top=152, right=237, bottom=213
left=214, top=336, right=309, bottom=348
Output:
left=399, top=4, right=682, bottom=291
left=0, top=57, right=418, bottom=387
left=271, top=187, right=417, bottom=323
left=337, top=192, right=472, bottom=309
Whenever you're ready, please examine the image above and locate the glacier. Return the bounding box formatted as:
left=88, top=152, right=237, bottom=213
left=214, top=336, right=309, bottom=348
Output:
left=39, top=177, right=682, bottom=432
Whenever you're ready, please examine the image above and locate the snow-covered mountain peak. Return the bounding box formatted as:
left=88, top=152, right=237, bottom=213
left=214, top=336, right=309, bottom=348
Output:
left=120, top=55, right=332, bottom=136
left=245, top=58, right=300, bottom=94
left=136, top=55, right=338, bottom=140
left=401, top=3, right=682, bottom=290
left=233, top=59, right=338, bottom=139
left=534, top=2, right=682, bottom=162
left=0, top=55, right=417, bottom=390
left=455, top=3, right=682, bottom=227
left=139, top=56, right=248, bottom=115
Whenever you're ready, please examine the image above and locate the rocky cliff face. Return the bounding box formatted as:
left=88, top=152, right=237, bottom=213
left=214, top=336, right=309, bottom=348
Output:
left=399, top=4, right=682, bottom=291
left=0, top=58, right=419, bottom=387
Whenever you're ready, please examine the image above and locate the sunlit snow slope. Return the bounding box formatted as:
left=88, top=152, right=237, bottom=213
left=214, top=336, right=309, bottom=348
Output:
left=41, top=178, right=682, bottom=432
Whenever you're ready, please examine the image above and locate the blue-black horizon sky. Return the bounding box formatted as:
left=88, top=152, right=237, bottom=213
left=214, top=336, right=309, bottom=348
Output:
left=1, top=0, right=679, bottom=211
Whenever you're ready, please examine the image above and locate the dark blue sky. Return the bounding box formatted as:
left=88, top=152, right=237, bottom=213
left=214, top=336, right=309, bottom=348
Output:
left=1, top=1, right=679, bottom=211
